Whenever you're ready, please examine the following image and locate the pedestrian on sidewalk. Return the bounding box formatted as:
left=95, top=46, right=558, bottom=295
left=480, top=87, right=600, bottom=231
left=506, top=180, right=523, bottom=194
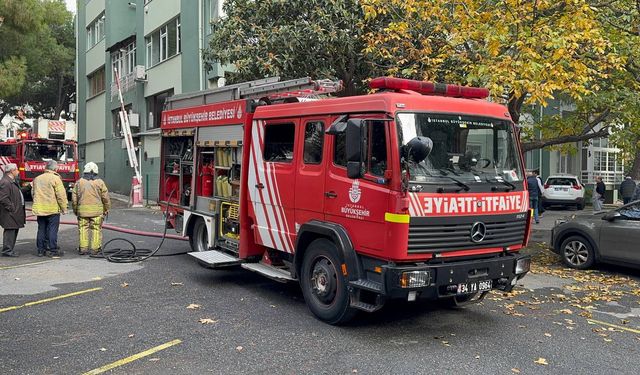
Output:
left=592, top=176, right=606, bottom=214
left=534, top=170, right=545, bottom=217
left=527, top=170, right=544, bottom=224
left=0, top=164, right=26, bottom=257
left=619, top=175, right=636, bottom=205
left=72, top=162, right=111, bottom=256
left=32, top=160, right=68, bottom=257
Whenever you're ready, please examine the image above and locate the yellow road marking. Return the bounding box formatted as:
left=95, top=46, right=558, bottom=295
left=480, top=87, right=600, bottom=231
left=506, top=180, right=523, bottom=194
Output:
left=82, top=339, right=183, bottom=375
left=0, top=287, right=102, bottom=313
left=0, top=260, right=54, bottom=270
left=587, top=319, right=640, bottom=335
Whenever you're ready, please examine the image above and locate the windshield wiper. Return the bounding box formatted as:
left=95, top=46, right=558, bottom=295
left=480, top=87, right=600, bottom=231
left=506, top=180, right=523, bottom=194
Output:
left=487, top=177, right=516, bottom=191
left=433, top=175, right=470, bottom=193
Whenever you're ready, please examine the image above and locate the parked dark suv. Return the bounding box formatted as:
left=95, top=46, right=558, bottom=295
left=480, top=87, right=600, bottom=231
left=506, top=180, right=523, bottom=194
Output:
left=551, top=201, right=640, bottom=269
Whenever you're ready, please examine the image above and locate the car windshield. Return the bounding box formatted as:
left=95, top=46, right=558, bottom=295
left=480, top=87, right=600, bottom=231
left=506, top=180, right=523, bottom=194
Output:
left=25, top=143, right=75, bottom=162
left=396, top=113, right=523, bottom=184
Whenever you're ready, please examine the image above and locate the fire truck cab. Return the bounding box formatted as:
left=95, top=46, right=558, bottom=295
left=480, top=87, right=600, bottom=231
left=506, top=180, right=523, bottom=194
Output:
left=159, top=77, right=532, bottom=324
left=0, top=120, right=79, bottom=195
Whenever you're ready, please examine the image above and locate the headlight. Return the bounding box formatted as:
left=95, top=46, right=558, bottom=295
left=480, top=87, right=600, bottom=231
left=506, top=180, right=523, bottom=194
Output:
left=399, top=270, right=431, bottom=288
left=515, top=257, right=531, bottom=275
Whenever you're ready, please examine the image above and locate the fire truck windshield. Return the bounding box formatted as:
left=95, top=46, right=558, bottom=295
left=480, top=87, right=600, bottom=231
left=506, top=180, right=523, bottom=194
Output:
left=396, top=113, right=523, bottom=186
left=25, top=143, right=75, bottom=162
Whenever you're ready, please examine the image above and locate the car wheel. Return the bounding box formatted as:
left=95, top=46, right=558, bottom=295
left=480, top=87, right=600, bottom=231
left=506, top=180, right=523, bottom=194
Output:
left=300, top=239, right=356, bottom=325
left=560, top=235, right=595, bottom=269
left=189, top=218, right=208, bottom=252
left=577, top=203, right=584, bottom=210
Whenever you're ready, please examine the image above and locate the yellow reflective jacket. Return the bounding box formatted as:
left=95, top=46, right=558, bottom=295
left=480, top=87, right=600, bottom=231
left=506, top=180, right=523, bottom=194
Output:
left=31, top=170, right=68, bottom=216
left=72, top=177, right=111, bottom=218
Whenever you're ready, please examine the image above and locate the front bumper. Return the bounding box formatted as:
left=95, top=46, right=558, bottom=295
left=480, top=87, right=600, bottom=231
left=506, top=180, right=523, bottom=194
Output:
left=350, top=253, right=531, bottom=304
left=542, top=197, right=584, bottom=206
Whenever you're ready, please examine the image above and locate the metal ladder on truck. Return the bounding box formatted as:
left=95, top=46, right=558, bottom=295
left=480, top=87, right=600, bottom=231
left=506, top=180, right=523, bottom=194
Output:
left=164, top=76, right=343, bottom=111
left=183, top=77, right=343, bottom=281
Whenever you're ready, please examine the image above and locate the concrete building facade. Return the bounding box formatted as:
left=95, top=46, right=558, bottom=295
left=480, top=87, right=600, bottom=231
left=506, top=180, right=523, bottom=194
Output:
left=76, top=0, right=225, bottom=201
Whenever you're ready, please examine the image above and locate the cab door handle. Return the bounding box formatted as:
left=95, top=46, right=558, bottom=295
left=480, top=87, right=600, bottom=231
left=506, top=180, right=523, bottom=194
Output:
left=325, top=191, right=337, bottom=198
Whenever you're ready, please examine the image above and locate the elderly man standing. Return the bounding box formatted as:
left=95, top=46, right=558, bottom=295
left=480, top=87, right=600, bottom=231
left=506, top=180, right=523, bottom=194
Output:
left=72, top=162, right=110, bottom=256
left=32, top=160, right=68, bottom=257
left=0, top=164, right=26, bottom=257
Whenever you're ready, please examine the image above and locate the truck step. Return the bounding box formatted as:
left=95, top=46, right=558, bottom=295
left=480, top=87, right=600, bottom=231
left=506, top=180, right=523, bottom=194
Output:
left=241, top=262, right=295, bottom=283
left=350, top=279, right=383, bottom=293
left=350, top=300, right=382, bottom=313
left=188, top=250, right=242, bottom=268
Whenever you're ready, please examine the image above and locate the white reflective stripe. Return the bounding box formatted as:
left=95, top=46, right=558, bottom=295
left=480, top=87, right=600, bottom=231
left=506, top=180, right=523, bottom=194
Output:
left=254, top=122, right=287, bottom=252
left=268, top=162, right=294, bottom=251
left=258, top=123, right=291, bottom=253
left=248, top=123, right=273, bottom=248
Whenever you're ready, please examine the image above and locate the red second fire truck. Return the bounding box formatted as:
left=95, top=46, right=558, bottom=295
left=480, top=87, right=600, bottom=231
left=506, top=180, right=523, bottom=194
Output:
left=159, top=77, right=532, bottom=324
left=0, top=120, right=79, bottom=195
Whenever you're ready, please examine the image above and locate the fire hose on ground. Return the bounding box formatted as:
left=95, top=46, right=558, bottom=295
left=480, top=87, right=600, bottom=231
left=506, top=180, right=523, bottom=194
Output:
left=25, top=190, right=186, bottom=263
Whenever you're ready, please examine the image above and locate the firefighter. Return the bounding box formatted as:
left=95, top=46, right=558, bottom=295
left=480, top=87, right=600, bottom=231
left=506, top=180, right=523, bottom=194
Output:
left=72, top=162, right=111, bottom=256
left=32, top=160, right=68, bottom=257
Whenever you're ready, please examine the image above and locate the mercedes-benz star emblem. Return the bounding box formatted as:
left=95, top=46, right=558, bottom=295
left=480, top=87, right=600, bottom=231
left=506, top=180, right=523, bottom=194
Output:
left=470, top=222, right=487, bottom=243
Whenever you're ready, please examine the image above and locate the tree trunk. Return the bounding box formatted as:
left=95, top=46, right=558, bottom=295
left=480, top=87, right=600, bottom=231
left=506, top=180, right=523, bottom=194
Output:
left=630, top=149, right=640, bottom=180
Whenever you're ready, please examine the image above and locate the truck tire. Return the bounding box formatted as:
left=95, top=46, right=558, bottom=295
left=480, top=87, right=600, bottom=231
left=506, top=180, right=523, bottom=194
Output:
left=189, top=218, right=208, bottom=253
left=560, top=235, right=595, bottom=269
left=300, top=239, right=356, bottom=325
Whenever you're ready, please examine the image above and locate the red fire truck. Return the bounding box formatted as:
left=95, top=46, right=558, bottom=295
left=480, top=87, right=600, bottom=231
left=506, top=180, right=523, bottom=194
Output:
left=0, top=120, right=79, bottom=195
left=159, top=77, right=532, bottom=324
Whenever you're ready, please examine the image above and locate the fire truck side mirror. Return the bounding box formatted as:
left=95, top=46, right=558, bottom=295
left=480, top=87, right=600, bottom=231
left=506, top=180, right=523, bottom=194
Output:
left=346, top=119, right=366, bottom=179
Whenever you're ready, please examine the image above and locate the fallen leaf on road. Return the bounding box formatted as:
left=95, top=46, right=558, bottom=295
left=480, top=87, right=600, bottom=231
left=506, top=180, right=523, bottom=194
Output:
left=559, top=309, right=573, bottom=314
left=441, top=341, right=451, bottom=347
left=128, top=334, right=135, bottom=338
left=199, top=318, right=217, bottom=324
left=121, top=283, right=129, bottom=288
left=621, top=319, right=629, bottom=325
left=171, top=282, right=183, bottom=286
left=603, top=338, right=612, bottom=342
left=149, top=358, right=160, bottom=362
left=92, top=277, right=102, bottom=281
left=534, top=357, right=549, bottom=365
left=14, top=278, right=20, bottom=281
left=544, top=333, right=552, bottom=337
left=270, top=305, right=276, bottom=308
left=187, top=304, right=201, bottom=309
left=475, top=355, right=480, bottom=359
left=236, top=346, right=244, bottom=352
left=511, top=369, right=521, bottom=374
left=99, top=348, right=107, bottom=352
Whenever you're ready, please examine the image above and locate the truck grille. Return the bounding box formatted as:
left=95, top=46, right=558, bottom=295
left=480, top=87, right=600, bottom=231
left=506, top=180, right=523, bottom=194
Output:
left=408, top=214, right=526, bottom=254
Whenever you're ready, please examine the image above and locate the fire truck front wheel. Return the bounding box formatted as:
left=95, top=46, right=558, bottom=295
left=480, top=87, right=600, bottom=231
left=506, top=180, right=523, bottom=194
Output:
left=300, top=239, right=357, bottom=325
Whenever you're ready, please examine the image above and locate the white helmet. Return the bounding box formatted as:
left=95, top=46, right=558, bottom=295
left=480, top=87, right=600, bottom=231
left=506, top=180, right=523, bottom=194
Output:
left=84, top=162, right=99, bottom=174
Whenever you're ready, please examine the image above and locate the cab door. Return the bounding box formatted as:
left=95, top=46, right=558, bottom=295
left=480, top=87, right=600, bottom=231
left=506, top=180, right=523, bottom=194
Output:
left=599, top=202, right=640, bottom=265
left=324, top=117, right=391, bottom=255
left=294, top=119, right=327, bottom=228
left=250, top=119, right=298, bottom=253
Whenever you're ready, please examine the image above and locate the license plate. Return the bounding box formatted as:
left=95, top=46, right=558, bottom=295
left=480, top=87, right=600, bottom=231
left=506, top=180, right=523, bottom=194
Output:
left=457, top=280, right=492, bottom=295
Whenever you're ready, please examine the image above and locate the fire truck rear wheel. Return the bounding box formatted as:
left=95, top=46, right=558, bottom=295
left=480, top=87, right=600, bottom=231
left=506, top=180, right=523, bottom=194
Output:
left=190, top=218, right=208, bottom=253
left=300, top=239, right=356, bottom=325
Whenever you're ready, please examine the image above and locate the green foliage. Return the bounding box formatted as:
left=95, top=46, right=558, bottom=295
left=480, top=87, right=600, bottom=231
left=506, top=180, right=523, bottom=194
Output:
left=204, top=0, right=370, bottom=96
left=0, top=0, right=75, bottom=118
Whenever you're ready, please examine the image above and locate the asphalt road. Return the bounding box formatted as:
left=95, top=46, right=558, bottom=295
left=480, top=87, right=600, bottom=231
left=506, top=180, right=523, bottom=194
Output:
left=1, top=203, right=639, bottom=374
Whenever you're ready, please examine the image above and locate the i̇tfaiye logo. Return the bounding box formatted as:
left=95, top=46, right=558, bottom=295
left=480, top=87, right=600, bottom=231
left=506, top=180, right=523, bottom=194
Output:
left=236, top=105, right=243, bottom=119
left=349, top=180, right=361, bottom=203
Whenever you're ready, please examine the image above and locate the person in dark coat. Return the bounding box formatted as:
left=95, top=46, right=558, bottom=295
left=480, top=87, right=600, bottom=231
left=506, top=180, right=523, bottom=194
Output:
left=618, top=176, right=637, bottom=205
left=0, top=163, right=26, bottom=257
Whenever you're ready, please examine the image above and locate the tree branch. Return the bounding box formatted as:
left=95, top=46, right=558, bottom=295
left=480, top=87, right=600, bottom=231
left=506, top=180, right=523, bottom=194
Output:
left=521, top=127, right=610, bottom=152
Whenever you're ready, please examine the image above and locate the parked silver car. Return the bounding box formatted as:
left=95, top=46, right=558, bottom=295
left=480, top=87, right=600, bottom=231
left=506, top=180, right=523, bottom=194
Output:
left=551, top=201, right=640, bottom=269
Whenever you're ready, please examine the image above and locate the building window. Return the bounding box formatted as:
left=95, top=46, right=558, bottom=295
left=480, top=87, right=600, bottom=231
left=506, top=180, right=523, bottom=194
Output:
left=111, top=41, right=137, bottom=77
left=112, top=105, right=132, bottom=137
left=146, top=90, right=173, bottom=130
left=88, top=68, right=105, bottom=97
left=87, top=12, right=105, bottom=50
left=333, top=120, right=387, bottom=176
left=145, top=17, right=181, bottom=68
